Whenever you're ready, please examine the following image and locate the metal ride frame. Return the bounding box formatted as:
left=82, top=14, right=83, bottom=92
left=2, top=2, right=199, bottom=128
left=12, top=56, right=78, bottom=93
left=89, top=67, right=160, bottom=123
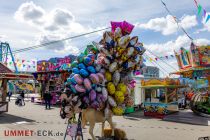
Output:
left=0, top=42, right=18, bottom=73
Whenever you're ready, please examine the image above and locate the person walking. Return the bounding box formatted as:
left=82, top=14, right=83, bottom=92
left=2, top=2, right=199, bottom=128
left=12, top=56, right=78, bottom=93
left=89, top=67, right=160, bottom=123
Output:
left=7, top=91, right=12, bottom=102
left=20, top=91, right=25, bottom=106
left=44, top=91, right=52, bottom=110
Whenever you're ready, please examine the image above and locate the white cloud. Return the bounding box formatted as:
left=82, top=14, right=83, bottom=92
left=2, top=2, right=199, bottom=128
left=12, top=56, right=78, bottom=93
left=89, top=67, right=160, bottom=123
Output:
left=14, top=2, right=93, bottom=52
left=138, top=15, right=198, bottom=35
left=145, top=35, right=210, bottom=56
left=14, top=1, right=45, bottom=26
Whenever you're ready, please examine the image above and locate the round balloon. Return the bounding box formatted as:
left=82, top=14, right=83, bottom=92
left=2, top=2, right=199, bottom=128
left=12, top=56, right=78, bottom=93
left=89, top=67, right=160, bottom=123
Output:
left=105, top=71, right=112, bottom=82
left=75, top=84, right=86, bottom=93
left=117, top=83, right=127, bottom=94
left=73, top=74, right=83, bottom=85
left=80, top=69, right=89, bottom=78
left=84, top=78, right=92, bottom=90
left=72, top=68, right=80, bottom=74
left=87, top=66, right=96, bottom=73
left=84, top=57, right=93, bottom=66
left=71, top=61, right=78, bottom=68
left=113, top=70, right=120, bottom=85
left=78, top=63, right=86, bottom=69
left=89, top=89, right=97, bottom=101
left=107, top=82, right=115, bottom=95
left=102, top=87, right=108, bottom=101
left=89, top=74, right=99, bottom=84
left=112, top=106, right=124, bottom=115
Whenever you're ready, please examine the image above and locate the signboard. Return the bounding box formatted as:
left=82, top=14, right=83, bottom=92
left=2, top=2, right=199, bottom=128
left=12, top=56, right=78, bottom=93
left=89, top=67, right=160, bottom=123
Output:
left=37, top=55, right=76, bottom=72
left=198, top=46, right=210, bottom=67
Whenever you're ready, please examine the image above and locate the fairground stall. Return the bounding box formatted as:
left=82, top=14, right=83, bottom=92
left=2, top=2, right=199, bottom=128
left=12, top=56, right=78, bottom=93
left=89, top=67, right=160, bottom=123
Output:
left=32, top=55, right=76, bottom=104
left=141, top=78, right=185, bottom=118
left=0, top=62, right=33, bottom=113
left=171, top=43, right=210, bottom=117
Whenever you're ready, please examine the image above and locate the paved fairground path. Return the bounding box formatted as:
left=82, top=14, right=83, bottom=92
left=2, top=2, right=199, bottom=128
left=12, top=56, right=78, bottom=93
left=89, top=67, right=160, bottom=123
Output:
left=0, top=100, right=210, bottom=140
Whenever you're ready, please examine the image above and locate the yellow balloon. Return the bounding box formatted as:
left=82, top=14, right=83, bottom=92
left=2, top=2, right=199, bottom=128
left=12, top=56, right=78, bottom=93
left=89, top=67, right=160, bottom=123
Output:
left=105, top=71, right=112, bottom=82
left=114, top=91, right=124, bottom=104
left=112, top=106, right=124, bottom=115
left=107, top=82, right=115, bottom=95
left=117, top=83, right=127, bottom=94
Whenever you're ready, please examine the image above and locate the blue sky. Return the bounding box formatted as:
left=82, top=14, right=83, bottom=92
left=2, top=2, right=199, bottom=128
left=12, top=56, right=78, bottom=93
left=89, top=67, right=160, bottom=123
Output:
left=0, top=0, right=210, bottom=76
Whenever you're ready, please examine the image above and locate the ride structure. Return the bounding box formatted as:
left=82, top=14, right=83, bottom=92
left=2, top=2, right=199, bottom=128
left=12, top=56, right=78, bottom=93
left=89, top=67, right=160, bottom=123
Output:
left=0, top=42, right=18, bottom=73
left=171, top=43, right=210, bottom=117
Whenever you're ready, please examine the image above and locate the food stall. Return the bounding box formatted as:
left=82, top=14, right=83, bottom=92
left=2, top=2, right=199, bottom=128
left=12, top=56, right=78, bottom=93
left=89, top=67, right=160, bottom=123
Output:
left=141, top=78, right=185, bottom=118
left=171, top=43, right=210, bottom=117
left=0, top=62, right=33, bottom=113
left=33, top=55, right=76, bottom=104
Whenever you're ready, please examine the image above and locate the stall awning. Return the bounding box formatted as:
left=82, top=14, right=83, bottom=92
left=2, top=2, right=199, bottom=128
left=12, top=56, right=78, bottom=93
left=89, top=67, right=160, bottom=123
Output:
left=0, top=73, right=33, bottom=80
left=170, top=67, right=210, bottom=75
left=140, top=85, right=187, bottom=89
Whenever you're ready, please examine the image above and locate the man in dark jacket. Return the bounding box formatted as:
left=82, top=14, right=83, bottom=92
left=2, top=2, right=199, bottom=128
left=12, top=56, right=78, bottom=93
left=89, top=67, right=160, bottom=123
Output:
left=44, top=91, right=52, bottom=109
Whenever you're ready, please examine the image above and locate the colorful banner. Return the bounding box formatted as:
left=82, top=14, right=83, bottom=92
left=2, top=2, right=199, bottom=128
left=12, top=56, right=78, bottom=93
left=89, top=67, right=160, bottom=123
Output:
left=37, top=55, right=76, bottom=72
left=198, top=46, right=210, bottom=66
left=194, top=0, right=210, bottom=23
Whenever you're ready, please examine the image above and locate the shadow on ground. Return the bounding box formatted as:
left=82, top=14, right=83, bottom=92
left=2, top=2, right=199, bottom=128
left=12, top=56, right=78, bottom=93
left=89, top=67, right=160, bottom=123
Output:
left=0, top=113, right=35, bottom=124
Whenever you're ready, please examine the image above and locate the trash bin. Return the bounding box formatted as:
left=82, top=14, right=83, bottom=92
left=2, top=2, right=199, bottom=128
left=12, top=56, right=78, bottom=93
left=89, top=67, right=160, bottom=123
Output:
left=31, top=97, right=35, bottom=102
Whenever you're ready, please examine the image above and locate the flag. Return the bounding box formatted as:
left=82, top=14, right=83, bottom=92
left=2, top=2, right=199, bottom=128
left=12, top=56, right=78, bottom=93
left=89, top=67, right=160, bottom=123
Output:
left=198, top=4, right=202, bottom=15
left=204, top=10, right=207, bottom=18
left=165, top=56, right=168, bottom=59
left=206, top=14, right=210, bottom=23
left=22, top=60, right=25, bottom=63
left=155, top=58, right=158, bottom=61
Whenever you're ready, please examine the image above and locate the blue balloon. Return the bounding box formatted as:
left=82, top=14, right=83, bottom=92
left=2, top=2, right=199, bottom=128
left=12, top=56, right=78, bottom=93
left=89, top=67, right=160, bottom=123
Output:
left=72, top=68, right=80, bottom=74
left=70, top=77, right=77, bottom=85
left=78, top=63, right=86, bottom=69
left=87, top=66, right=96, bottom=73
left=83, top=57, right=93, bottom=66
left=80, top=69, right=89, bottom=78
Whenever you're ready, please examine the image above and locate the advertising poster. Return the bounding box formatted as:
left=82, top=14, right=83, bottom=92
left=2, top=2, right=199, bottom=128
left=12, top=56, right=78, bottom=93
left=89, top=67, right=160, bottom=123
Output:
left=198, top=46, right=210, bottom=66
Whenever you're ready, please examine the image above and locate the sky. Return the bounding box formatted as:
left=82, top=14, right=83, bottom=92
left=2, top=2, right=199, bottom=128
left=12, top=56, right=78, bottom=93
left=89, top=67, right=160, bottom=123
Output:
left=0, top=0, right=210, bottom=77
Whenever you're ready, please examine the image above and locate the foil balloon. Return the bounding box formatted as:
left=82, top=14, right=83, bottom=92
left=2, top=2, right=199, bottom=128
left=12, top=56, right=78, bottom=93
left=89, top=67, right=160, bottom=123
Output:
left=78, top=63, right=86, bottom=69
left=108, top=96, right=117, bottom=107
left=114, top=27, right=122, bottom=40
left=97, top=73, right=104, bottom=83
left=109, top=62, right=118, bottom=73
left=129, top=36, right=138, bottom=46
left=75, top=84, right=86, bottom=93
left=73, top=74, right=83, bottom=85
left=95, top=64, right=102, bottom=72
left=107, top=82, right=115, bottom=95
left=89, top=89, right=97, bottom=101
left=89, top=74, right=99, bottom=84
left=111, top=21, right=122, bottom=33
left=96, top=86, right=102, bottom=92
left=87, top=54, right=95, bottom=61
left=100, top=69, right=106, bottom=74
left=84, top=78, right=92, bottom=91
left=121, top=21, right=134, bottom=35
left=118, top=35, right=130, bottom=48
left=79, top=69, right=89, bottom=78
left=102, top=87, right=108, bottom=101
left=113, top=70, right=120, bottom=85
left=87, top=66, right=96, bottom=73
